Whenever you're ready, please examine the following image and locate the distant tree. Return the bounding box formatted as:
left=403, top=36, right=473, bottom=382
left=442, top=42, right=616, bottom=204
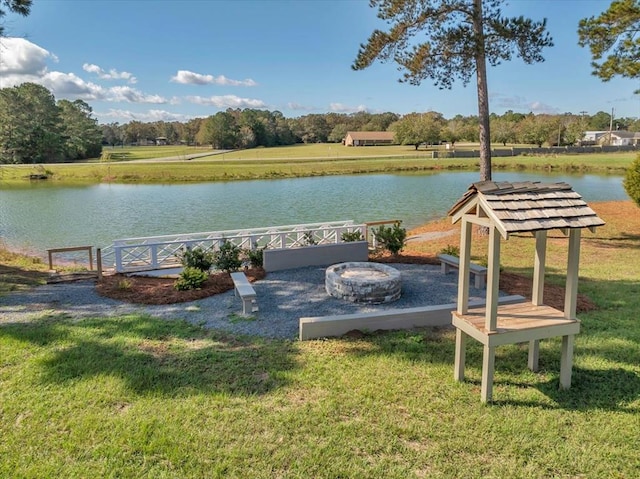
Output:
left=392, top=112, right=445, bottom=149
left=564, top=115, right=589, bottom=145
left=0, top=0, right=31, bottom=36
left=517, top=114, right=559, bottom=147
left=57, top=99, right=102, bottom=160
left=328, top=123, right=349, bottom=143
left=183, top=118, right=203, bottom=145
left=0, top=83, right=62, bottom=163
left=624, top=154, right=640, bottom=207
left=589, top=111, right=613, bottom=130
left=578, top=0, right=640, bottom=92
left=199, top=111, right=238, bottom=149
left=352, top=0, right=553, bottom=180
left=490, top=117, right=518, bottom=146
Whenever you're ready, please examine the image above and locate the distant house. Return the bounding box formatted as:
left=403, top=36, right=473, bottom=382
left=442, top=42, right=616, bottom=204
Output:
left=582, top=130, right=640, bottom=146
left=344, top=131, right=395, bottom=146
left=156, top=137, right=168, bottom=146
left=608, top=131, right=640, bottom=146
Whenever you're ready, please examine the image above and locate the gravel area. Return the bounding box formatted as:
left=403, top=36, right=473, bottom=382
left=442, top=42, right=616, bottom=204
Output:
left=0, top=264, right=491, bottom=339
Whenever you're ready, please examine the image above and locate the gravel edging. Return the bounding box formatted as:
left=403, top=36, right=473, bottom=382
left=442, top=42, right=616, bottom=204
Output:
left=0, top=264, right=493, bottom=339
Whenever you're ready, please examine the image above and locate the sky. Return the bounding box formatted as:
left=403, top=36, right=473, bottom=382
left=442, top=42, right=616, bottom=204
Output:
left=1, top=0, right=639, bottom=125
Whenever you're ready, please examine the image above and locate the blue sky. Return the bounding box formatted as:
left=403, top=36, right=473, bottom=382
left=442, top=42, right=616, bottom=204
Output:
left=1, top=0, right=638, bottom=124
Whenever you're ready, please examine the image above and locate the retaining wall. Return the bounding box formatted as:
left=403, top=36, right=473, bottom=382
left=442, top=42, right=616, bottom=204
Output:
left=263, top=241, right=369, bottom=272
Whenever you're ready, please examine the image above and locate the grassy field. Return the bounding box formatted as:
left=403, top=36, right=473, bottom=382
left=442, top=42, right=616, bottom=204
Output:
left=0, top=146, right=635, bottom=184
left=0, top=201, right=638, bottom=477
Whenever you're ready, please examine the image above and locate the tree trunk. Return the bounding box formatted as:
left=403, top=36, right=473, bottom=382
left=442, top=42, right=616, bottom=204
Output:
left=473, top=0, right=492, bottom=182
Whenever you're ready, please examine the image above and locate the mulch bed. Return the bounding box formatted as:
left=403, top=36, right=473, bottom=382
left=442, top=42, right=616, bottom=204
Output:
left=95, top=267, right=265, bottom=305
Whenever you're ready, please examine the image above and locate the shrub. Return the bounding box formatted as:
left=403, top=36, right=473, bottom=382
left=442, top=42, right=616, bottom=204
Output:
left=244, top=246, right=264, bottom=268
left=440, top=244, right=460, bottom=257
left=341, top=230, right=364, bottom=242
left=373, top=222, right=407, bottom=255
left=214, top=240, right=242, bottom=272
left=174, top=266, right=208, bottom=291
left=179, top=246, right=214, bottom=272
left=302, top=230, right=317, bottom=246
left=624, top=154, right=640, bottom=207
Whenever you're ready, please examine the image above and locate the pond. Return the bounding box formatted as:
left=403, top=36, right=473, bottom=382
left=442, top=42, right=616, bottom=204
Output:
left=0, top=171, right=628, bottom=256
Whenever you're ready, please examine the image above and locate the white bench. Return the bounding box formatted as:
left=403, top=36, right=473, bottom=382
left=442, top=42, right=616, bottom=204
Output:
left=230, top=272, right=258, bottom=315
left=438, top=253, right=487, bottom=289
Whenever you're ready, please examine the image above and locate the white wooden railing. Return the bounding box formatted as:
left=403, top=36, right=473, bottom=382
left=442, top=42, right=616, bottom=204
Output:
left=101, top=221, right=366, bottom=273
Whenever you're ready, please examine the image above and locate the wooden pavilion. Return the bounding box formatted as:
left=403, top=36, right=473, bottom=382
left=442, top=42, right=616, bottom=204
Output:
left=447, top=181, right=605, bottom=402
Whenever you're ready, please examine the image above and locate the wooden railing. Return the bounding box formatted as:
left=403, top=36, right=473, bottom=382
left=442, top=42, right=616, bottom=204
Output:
left=105, top=221, right=366, bottom=273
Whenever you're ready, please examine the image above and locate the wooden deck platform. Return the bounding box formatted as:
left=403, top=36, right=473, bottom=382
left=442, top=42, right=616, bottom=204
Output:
left=452, top=302, right=580, bottom=347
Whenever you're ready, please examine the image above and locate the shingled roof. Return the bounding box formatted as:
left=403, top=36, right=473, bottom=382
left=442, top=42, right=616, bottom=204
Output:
left=448, top=181, right=605, bottom=238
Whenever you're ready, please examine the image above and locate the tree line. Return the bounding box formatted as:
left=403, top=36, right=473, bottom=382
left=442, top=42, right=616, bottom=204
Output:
left=100, top=108, right=638, bottom=151
left=1, top=82, right=638, bottom=164
left=0, top=83, right=102, bottom=164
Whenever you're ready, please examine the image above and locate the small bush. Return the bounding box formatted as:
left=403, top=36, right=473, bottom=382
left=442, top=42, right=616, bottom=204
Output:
left=174, top=266, right=208, bottom=291
left=117, top=278, right=132, bottom=290
left=179, top=246, right=214, bottom=272
left=302, top=230, right=317, bottom=246
left=373, top=222, right=407, bottom=255
left=440, top=244, right=460, bottom=257
left=624, top=154, right=640, bottom=207
left=214, top=240, right=242, bottom=272
left=341, top=230, right=364, bottom=242
left=244, top=246, right=264, bottom=268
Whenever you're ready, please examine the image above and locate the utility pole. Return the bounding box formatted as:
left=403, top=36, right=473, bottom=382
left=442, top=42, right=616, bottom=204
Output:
left=609, top=108, right=614, bottom=145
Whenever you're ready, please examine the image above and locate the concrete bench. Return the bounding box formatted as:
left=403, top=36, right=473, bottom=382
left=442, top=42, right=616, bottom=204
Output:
left=438, top=253, right=487, bottom=289
left=230, top=272, right=258, bottom=315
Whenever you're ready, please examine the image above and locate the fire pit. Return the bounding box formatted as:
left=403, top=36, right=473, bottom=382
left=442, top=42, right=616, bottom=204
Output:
left=325, top=262, right=402, bottom=304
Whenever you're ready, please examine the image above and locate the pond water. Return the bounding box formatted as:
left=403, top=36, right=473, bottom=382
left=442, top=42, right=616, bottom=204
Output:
left=0, top=171, right=628, bottom=256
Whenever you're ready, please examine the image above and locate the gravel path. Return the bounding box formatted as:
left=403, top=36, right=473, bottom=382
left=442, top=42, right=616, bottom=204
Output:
left=0, top=264, right=490, bottom=339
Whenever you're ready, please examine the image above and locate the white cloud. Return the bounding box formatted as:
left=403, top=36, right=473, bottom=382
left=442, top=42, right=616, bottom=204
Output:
left=287, top=102, right=316, bottom=111
left=82, top=63, right=137, bottom=84
left=99, top=108, right=192, bottom=122
left=108, top=86, right=167, bottom=104
left=186, top=94, right=266, bottom=109
left=491, top=93, right=559, bottom=114
left=329, top=102, right=369, bottom=113
left=0, top=38, right=166, bottom=105
left=171, top=70, right=257, bottom=86
left=0, top=37, right=57, bottom=78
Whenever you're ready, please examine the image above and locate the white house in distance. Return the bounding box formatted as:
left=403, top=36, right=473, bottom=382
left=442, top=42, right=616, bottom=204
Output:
left=344, top=131, right=395, bottom=146
left=582, top=130, right=640, bottom=146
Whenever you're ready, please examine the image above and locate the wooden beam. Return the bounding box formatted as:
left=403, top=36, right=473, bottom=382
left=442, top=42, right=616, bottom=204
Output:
left=528, top=339, right=540, bottom=372
left=485, top=226, right=501, bottom=332
left=456, top=219, right=473, bottom=315
left=532, top=230, right=547, bottom=306
left=564, top=229, right=582, bottom=320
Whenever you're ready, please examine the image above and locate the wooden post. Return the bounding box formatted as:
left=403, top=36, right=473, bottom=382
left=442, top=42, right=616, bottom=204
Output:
left=532, top=230, right=547, bottom=306
left=559, top=334, right=575, bottom=389
left=96, top=248, right=103, bottom=280
left=565, top=229, right=582, bottom=320
left=485, top=226, right=501, bottom=332
left=528, top=340, right=540, bottom=372
left=481, top=344, right=496, bottom=403
left=456, top=219, right=472, bottom=314
left=454, top=329, right=466, bottom=382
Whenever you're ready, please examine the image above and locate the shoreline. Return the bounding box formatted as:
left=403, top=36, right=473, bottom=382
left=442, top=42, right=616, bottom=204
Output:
left=1, top=199, right=632, bottom=267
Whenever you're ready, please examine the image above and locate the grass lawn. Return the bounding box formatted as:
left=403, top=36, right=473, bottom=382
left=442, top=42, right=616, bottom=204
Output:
left=0, top=201, right=638, bottom=477
left=0, top=147, right=634, bottom=184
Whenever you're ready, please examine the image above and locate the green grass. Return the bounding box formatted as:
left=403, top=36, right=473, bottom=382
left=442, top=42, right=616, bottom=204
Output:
left=99, top=145, right=214, bottom=161
left=1, top=202, right=639, bottom=477
left=0, top=147, right=634, bottom=184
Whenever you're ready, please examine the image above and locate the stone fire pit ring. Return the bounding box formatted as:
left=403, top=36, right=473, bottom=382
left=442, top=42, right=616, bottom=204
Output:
left=325, top=262, right=402, bottom=304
